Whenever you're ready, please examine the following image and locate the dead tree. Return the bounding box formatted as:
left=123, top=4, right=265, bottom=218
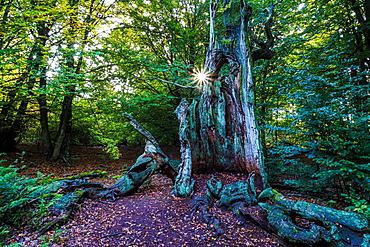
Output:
left=172, top=99, right=195, bottom=197
left=108, top=113, right=177, bottom=197
left=179, top=0, right=276, bottom=193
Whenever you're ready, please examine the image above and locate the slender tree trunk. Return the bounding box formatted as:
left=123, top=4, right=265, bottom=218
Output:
left=49, top=0, right=79, bottom=162
left=49, top=47, right=77, bottom=162
left=50, top=0, right=97, bottom=162
left=35, top=21, right=53, bottom=156
left=50, top=95, right=73, bottom=162
left=190, top=0, right=266, bottom=189
left=38, top=72, right=52, bottom=156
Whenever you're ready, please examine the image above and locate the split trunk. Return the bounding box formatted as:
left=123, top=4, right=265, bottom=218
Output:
left=186, top=0, right=266, bottom=189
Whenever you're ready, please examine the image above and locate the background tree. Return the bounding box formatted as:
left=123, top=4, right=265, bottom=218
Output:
left=255, top=0, right=370, bottom=213
left=0, top=0, right=54, bottom=151
left=85, top=0, right=209, bottom=145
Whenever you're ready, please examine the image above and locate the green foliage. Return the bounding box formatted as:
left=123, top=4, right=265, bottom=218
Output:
left=255, top=0, right=370, bottom=214
left=0, top=161, right=61, bottom=243
left=90, top=129, right=122, bottom=159
left=345, top=196, right=370, bottom=219
left=266, top=142, right=370, bottom=217
left=0, top=166, right=36, bottom=241
left=36, top=229, right=67, bottom=247
left=0, top=166, right=39, bottom=219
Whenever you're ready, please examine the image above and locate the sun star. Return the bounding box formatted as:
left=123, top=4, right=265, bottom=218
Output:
left=192, top=67, right=211, bottom=88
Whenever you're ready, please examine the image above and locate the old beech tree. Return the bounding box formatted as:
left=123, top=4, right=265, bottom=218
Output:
left=172, top=0, right=276, bottom=197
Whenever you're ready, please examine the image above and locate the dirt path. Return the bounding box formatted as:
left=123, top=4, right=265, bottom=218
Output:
left=5, top=145, right=283, bottom=246
left=54, top=174, right=281, bottom=247
left=11, top=174, right=281, bottom=246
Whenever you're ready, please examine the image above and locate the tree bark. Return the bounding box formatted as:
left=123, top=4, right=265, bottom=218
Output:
left=189, top=0, right=266, bottom=190
left=172, top=99, right=195, bottom=197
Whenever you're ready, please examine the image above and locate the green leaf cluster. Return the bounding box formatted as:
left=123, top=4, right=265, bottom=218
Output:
left=256, top=0, right=370, bottom=213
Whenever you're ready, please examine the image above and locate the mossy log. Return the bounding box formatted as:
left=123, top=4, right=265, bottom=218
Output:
left=30, top=178, right=106, bottom=198
left=108, top=142, right=164, bottom=196
left=24, top=172, right=108, bottom=233
left=107, top=114, right=178, bottom=197
left=258, top=188, right=370, bottom=246
left=38, top=191, right=84, bottom=234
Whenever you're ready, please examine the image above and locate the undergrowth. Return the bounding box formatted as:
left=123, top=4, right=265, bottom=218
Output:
left=0, top=154, right=56, bottom=245
left=266, top=143, right=370, bottom=219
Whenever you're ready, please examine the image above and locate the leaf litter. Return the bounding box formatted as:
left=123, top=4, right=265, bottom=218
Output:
left=5, top=145, right=283, bottom=246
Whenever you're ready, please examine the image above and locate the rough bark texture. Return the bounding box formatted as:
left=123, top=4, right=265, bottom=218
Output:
left=172, top=99, right=195, bottom=197
left=258, top=188, right=370, bottom=246
left=187, top=0, right=266, bottom=190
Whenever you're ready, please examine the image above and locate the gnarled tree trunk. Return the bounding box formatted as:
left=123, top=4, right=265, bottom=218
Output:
left=186, top=0, right=266, bottom=190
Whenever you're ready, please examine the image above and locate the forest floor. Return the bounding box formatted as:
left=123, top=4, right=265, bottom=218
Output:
left=4, top=145, right=287, bottom=246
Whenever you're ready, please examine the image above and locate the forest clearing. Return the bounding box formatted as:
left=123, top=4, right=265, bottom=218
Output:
left=1, top=0, right=369, bottom=246
left=2, top=145, right=369, bottom=246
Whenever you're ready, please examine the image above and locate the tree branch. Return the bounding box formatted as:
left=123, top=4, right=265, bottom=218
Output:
left=146, top=77, right=198, bottom=89
left=122, top=113, right=166, bottom=157
left=248, top=3, right=277, bottom=61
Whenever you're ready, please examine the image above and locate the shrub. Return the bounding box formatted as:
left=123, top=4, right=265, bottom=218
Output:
left=266, top=143, right=370, bottom=219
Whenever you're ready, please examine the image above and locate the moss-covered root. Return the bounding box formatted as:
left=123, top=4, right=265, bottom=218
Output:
left=259, top=203, right=338, bottom=245
left=259, top=188, right=369, bottom=231
left=191, top=177, right=224, bottom=236
left=38, top=191, right=84, bottom=234
left=258, top=188, right=370, bottom=246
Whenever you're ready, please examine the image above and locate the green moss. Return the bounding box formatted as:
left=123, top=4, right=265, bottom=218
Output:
left=271, top=189, right=283, bottom=201
left=290, top=226, right=299, bottom=233
left=40, top=193, right=63, bottom=199
left=48, top=170, right=108, bottom=182
left=74, top=190, right=84, bottom=196
left=112, top=175, right=122, bottom=179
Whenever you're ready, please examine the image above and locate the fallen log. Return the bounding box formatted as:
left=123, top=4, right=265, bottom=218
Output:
left=38, top=191, right=84, bottom=234
left=108, top=141, right=165, bottom=197
left=107, top=114, right=178, bottom=197
left=258, top=188, right=370, bottom=246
